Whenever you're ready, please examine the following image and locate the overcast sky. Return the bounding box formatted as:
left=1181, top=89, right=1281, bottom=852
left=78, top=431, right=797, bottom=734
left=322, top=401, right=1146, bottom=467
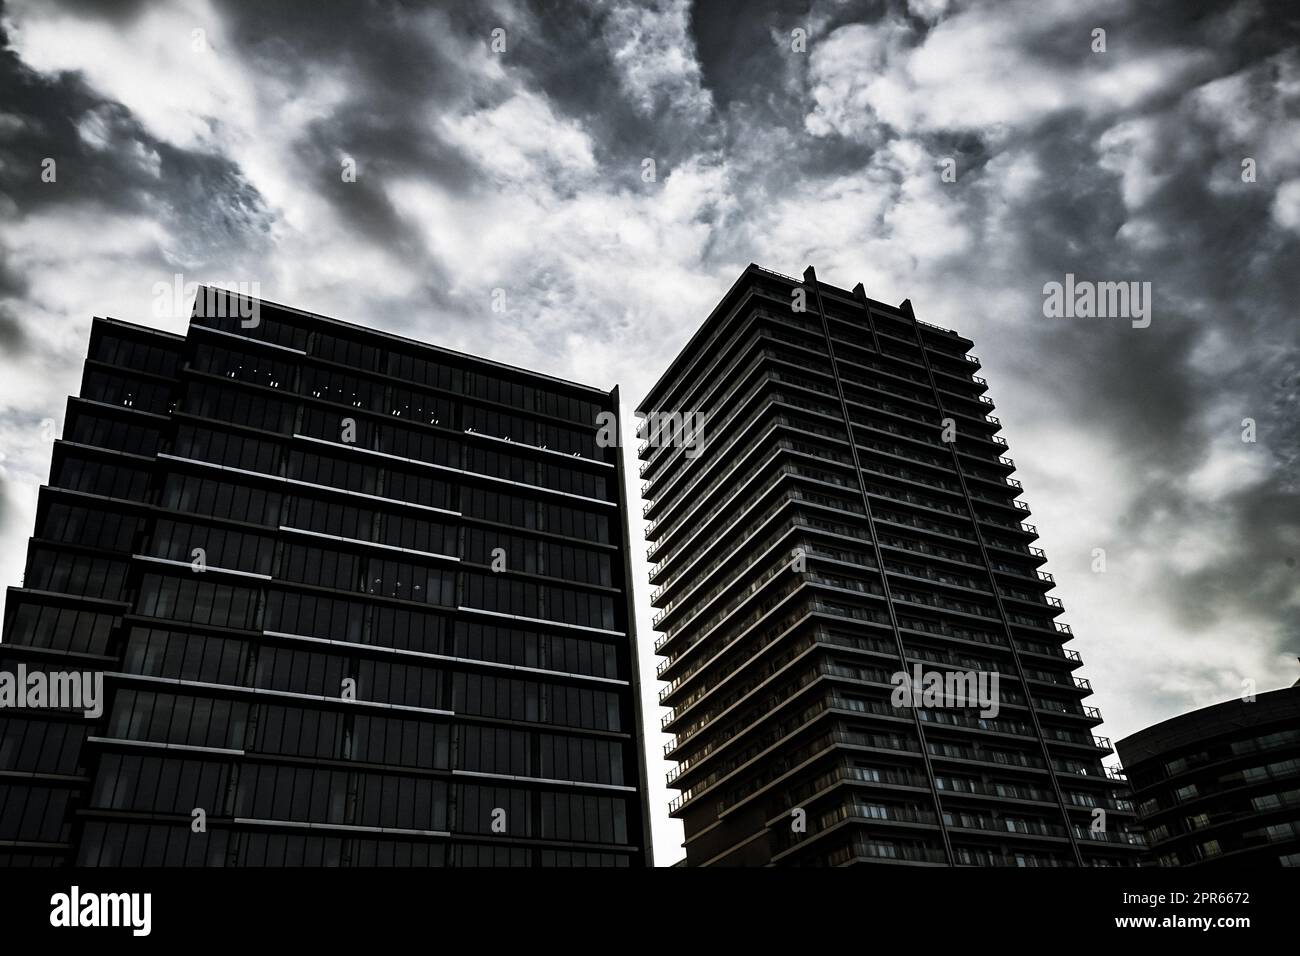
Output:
left=0, top=0, right=1297, bottom=862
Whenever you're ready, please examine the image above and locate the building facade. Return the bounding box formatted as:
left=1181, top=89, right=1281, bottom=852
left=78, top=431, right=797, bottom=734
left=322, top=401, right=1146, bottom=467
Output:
left=640, top=264, right=1143, bottom=866
left=1116, top=686, right=1300, bottom=866
left=0, top=288, right=652, bottom=866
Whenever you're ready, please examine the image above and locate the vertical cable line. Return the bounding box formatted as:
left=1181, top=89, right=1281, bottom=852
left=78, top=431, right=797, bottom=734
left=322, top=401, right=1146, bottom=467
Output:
left=802, top=267, right=954, bottom=865
left=899, top=301, right=1086, bottom=867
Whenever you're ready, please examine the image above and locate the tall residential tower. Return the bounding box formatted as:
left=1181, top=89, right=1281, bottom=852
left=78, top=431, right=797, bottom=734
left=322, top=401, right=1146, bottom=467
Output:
left=640, top=265, right=1143, bottom=866
left=0, top=288, right=652, bottom=867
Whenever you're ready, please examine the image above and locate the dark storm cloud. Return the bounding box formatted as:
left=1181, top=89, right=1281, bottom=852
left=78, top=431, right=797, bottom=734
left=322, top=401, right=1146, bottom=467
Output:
left=1017, top=22, right=1294, bottom=647
left=973, top=33, right=1300, bottom=642
left=688, top=0, right=1300, bottom=668
left=209, top=0, right=703, bottom=195
left=0, top=19, right=274, bottom=268
left=201, top=1, right=511, bottom=303
left=0, top=304, right=26, bottom=354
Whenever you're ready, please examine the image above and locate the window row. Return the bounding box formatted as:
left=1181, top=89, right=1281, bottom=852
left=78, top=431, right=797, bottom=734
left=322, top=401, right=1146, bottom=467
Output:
left=173, top=423, right=280, bottom=474
left=193, top=308, right=308, bottom=352
left=286, top=449, right=451, bottom=510
left=463, top=403, right=599, bottom=459
left=106, top=689, right=452, bottom=769
left=460, top=486, right=610, bottom=544
left=238, top=763, right=446, bottom=831
left=148, top=517, right=275, bottom=575
left=2, top=600, right=117, bottom=655
left=0, top=718, right=88, bottom=775
left=183, top=380, right=297, bottom=434
left=161, top=472, right=284, bottom=526
left=53, top=453, right=151, bottom=501
left=82, top=367, right=173, bottom=415
left=298, top=411, right=608, bottom=501
left=280, top=543, right=457, bottom=605
left=463, top=571, right=616, bottom=631
left=77, top=821, right=632, bottom=866
left=459, top=724, right=627, bottom=786
left=39, top=501, right=143, bottom=553
left=463, top=526, right=613, bottom=587
left=91, top=332, right=181, bottom=378
left=137, top=573, right=260, bottom=630
left=454, top=622, right=621, bottom=680
left=192, top=343, right=295, bottom=391
left=316, top=332, right=605, bottom=430
left=91, top=751, right=229, bottom=815
left=464, top=445, right=608, bottom=499
left=0, top=783, right=73, bottom=842
left=452, top=671, right=622, bottom=731
left=24, top=546, right=130, bottom=601
left=66, top=409, right=162, bottom=457
left=285, top=494, right=455, bottom=554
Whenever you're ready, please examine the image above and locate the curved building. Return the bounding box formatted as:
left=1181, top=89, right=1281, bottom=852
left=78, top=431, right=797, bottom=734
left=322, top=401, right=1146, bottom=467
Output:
left=1116, top=686, right=1300, bottom=867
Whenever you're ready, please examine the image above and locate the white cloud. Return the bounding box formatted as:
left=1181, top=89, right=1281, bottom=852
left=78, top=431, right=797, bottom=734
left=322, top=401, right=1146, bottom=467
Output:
left=7, top=0, right=250, bottom=152
left=1272, top=179, right=1300, bottom=233
left=600, top=0, right=714, bottom=121
left=441, top=91, right=598, bottom=182
left=804, top=0, right=1212, bottom=139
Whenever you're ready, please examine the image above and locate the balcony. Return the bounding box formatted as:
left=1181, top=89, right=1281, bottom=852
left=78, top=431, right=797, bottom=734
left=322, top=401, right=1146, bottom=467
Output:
left=831, top=838, right=949, bottom=866
left=1076, top=827, right=1146, bottom=847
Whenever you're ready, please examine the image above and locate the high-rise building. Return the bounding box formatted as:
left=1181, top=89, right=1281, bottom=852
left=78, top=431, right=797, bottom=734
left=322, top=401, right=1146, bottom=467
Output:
left=0, top=288, right=653, bottom=867
left=640, top=264, right=1143, bottom=866
left=1116, top=686, right=1300, bottom=866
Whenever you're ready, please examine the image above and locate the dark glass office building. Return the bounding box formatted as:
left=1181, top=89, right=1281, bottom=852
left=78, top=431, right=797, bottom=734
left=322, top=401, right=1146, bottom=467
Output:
left=1116, top=686, right=1300, bottom=867
left=640, top=264, right=1143, bottom=866
left=0, top=287, right=652, bottom=866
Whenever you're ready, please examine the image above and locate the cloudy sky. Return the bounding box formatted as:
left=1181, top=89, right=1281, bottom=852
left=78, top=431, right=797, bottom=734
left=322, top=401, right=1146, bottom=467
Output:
left=0, top=0, right=1297, bottom=861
